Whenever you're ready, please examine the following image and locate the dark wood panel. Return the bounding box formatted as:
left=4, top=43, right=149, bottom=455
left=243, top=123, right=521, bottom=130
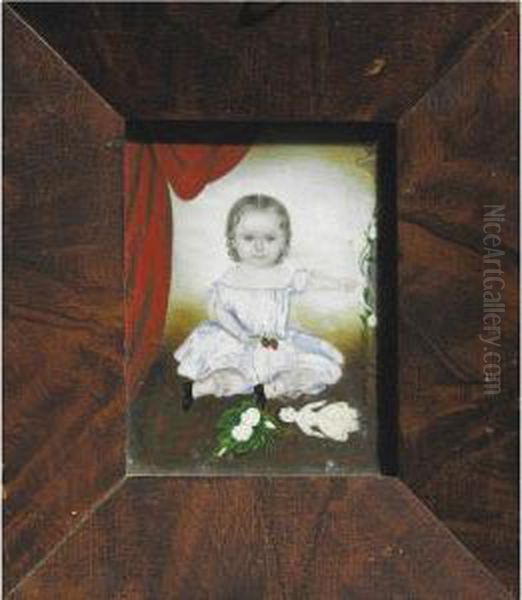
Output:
left=397, top=8, right=518, bottom=593
left=11, top=477, right=512, bottom=599
left=4, top=9, right=125, bottom=593
left=10, top=3, right=509, bottom=121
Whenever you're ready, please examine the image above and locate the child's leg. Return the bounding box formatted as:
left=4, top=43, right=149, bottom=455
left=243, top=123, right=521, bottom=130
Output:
left=265, top=363, right=341, bottom=399
left=264, top=369, right=321, bottom=400
left=193, top=369, right=251, bottom=398
left=192, top=377, right=216, bottom=398
left=180, top=369, right=250, bottom=411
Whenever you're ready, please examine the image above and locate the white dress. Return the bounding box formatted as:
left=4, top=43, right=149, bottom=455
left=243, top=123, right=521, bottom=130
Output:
left=174, top=264, right=344, bottom=399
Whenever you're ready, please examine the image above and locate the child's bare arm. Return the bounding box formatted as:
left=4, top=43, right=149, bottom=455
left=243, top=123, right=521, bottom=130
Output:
left=306, top=270, right=359, bottom=293
left=213, top=303, right=252, bottom=343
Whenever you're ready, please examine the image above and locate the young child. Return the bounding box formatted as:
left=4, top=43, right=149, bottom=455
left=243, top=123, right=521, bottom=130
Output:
left=175, top=194, right=350, bottom=410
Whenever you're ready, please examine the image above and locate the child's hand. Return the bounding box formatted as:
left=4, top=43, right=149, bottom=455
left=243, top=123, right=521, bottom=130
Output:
left=307, top=271, right=360, bottom=293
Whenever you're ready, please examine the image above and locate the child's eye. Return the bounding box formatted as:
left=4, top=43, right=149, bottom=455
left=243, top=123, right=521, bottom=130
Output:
left=265, top=236, right=276, bottom=242
left=243, top=235, right=254, bottom=242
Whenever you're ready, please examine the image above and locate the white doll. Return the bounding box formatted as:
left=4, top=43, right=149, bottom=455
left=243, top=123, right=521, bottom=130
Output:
left=175, top=193, right=353, bottom=410
left=278, top=400, right=359, bottom=442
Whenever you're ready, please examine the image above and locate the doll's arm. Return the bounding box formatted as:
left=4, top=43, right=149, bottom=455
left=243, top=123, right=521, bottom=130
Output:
left=297, top=415, right=327, bottom=438
left=305, top=399, right=328, bottom=411
left=299, top=421, right=326, bottom=439
left=309, top=427, right=326, bottom=439
left=209, top=287, right=252, bottom=343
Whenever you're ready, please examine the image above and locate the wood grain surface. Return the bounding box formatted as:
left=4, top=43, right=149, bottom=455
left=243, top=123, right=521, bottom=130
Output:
left=4, top=8, right=126, bottom=593
left=9, top=477, right=513, bottom=600
left=4, top=2, right=518, bottom=597
left=9, top=2, right=508, bottom=122
left=397, top=8, right=519, bottom=594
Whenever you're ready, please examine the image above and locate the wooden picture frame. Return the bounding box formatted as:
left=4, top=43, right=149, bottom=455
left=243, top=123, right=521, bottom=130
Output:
left=4, top=3, right=518, bottom=597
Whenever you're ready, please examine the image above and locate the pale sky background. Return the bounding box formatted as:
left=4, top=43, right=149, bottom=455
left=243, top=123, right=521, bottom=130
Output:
left=166, top=142, right=376, bottom=348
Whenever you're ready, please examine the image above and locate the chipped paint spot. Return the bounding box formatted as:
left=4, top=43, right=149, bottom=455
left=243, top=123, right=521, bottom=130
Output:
left=365, top=58, right=386, bottom=77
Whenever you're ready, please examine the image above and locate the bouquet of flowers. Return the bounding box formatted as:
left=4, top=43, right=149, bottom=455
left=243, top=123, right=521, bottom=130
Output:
left=214, top=399, right=280, bottom=458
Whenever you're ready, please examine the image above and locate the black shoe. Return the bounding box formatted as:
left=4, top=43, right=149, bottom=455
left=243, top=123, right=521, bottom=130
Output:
left=182, top=380, right=194, bottom=411
left=253, top=384, right=267, bottom=409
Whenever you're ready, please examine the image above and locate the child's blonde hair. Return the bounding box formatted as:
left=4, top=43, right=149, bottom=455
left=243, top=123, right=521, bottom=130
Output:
left=226, top=194, right=291, bottom=263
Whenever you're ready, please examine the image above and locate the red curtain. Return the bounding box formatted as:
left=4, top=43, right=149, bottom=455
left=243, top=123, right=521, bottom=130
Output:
left=124, top=142, right=250, bottom=402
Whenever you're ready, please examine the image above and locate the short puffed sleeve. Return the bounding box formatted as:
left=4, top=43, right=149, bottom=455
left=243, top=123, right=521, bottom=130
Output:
left=291, top=269, right=310, bottom=293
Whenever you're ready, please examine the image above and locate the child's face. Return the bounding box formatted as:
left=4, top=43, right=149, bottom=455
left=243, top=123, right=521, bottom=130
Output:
left=234, top=209, right=286, bottom=268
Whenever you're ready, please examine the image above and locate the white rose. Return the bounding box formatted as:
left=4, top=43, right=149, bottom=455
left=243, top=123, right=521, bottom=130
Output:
left=264, top=420, right=276, bottom=430
left=231, top=424, right=253, bottom=442
left=241, top=407, right=261, bottom=427
left=367, top=314, right=377, bottom=328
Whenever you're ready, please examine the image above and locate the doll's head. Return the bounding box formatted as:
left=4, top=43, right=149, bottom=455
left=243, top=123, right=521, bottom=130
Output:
left=278, top=407, right=297, bottom=423
left=226, top=194, right=291, bottom=268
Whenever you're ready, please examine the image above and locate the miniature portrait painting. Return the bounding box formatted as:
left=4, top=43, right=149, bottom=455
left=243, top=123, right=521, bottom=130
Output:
left=129, top=139, right=379, bottom=475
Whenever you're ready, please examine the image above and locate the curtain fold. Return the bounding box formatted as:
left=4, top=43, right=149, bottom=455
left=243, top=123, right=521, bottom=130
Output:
left=124, top=142, right=249, bottom=401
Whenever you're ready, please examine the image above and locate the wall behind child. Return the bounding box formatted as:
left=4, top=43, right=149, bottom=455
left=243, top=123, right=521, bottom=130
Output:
left=165, top=143, right=376, bottom=354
